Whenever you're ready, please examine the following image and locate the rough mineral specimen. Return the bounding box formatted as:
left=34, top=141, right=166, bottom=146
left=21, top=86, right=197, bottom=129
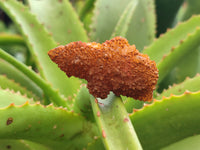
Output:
left=48, top=37, right=158, bottom=101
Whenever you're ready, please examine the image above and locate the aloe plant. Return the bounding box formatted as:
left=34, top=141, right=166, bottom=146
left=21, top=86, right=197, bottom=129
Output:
left=0, top=0, right=200, bottom=150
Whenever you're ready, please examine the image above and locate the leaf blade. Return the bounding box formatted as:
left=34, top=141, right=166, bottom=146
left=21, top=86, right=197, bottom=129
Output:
left=143, top=15, right=200, bottom=63
left=28, top=0, right=88, bottom=44
left=130, top=91, right=200, bottom=150
left=90, top=93, right=143, bottom=150
left=0, top=103, right=98, bottom=150
left=0, top=0, right=81, bottom=99
left=110, top=0, right=138, bottom=38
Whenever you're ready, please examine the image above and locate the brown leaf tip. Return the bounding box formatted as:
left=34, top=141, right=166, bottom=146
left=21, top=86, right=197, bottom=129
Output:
left=48, top=36, right=158, bottom=101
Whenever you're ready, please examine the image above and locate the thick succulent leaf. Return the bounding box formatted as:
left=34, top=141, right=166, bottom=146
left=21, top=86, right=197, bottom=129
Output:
left=0, top=102, right=98, bottom=150
left=144, top=15, right=200, bottom=63
left=155, top=0, right=184, bottom=35
left=143, top=15, right=200, bottom=83
left=0, top=59, right=43, bottom=99
left=0, top=74, right=40, bottom=101
left=79, top=0, right=95, bottom=21
left=0, top=139, right=50, bottom=150
left=0, top=49, right=68, bottom=107
left=91, top=0, right=155, bottom=50
left=156, top=74, right=200, bottom=99
left=110, top=0, right=138, bottom=38
left=86, top=138, right=105, bottom=150
left=125, top=0, right=155, bottom=50
left=73, top=86, right=94, bottom=121
left=28, top=0, right=88, bottom=44
left=90, top=93, right=142, bottom=150
left=159, top=46, right=200, bottom=90
left=177, top=0, right=200, bottom=22
left=130, top=91, right=200, bottom=150
left=162, top=134, right=200, bottom=150
left=82, top=10, right=93, bottom=33
left=157, top=26, right=200, bottom=83
left=90, top=0, right=131, bottom=42
left=123, top=97, right=144, bottom=113
left=161, top=0, right=200, bottom=88
left=0, top=0, right=81, bottom=99
left=0, top=88, right=34, bottom=108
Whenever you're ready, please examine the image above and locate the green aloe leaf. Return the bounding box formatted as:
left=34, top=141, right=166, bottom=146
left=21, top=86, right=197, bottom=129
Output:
left=0, top=49, right=68, bottom=107
left=143, top=15, right=200, bottom=83
left=123, top=97, right=144, bottom=113
left=157, top=26, right=200, bottom=83
left=73, top=85, right=94, bottom=121
left=0, top=88, right=34, bottom=108
left=0, top=102, right=98, bottom=150
left=125, top=0, right=155, bottom=50
left=110, top=0, right=138, bottom=38
left=79, top=0, right=95, bottom=21
left=90, top=0, right=132, bottom=42
left=156, top=74, right=200, bottom=100
left=91, top=0, right=155, bottom=50
left=90, top=93, right=142, bottom=150
left=0, top=139, right=50, bottom=150
left=28, top=0, right=88, bottom=44
left=130, top=91, right=200, bottom=150
left=162, top=134, right=200, bottom=150
left=161, top=0, right=200, bottom=88
left=177, top=0, right=200, bottom=22
left=159, top=46, right=200, bottom=90
left=143, top=15, right=200, bottom=64
left=0, top=59, right=43, bottom=99
left=86, top=138, right=105, bottom=150
left=0, top=0, right=81, bottom=99
left=0, top=75, right=40, bottom=101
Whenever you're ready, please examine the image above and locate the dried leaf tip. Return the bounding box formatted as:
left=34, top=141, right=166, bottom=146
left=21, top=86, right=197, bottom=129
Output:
left=48, top=36, right=158, bottom=101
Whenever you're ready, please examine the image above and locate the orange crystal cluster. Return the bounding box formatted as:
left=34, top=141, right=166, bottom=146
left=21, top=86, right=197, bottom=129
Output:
left=48, top=37, right=158, bottom=101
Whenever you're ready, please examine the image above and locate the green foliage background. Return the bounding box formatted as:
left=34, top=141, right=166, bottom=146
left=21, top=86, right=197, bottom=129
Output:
left=0, top=0, right=200, bottom=149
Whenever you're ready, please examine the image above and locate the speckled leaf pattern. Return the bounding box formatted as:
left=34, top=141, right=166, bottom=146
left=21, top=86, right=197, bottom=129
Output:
left=0, top=139, right=50, bottom=150
left=0, top=102, right=98, bottom=150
